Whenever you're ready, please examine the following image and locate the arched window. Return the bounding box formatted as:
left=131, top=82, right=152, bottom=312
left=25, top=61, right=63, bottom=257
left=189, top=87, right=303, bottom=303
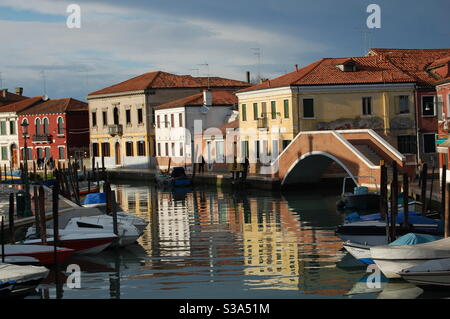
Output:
left=43, top=118, right=49, bottom=135
left=113, top=107, right=119, bottom=125
left=35, top=118, right=41, bottom=135
left=57, top=117, right=64, bottom=135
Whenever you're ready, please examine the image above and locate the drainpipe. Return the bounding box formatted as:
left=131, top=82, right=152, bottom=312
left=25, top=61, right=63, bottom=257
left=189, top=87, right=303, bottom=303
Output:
left=414, top=88, right=421, bottom=167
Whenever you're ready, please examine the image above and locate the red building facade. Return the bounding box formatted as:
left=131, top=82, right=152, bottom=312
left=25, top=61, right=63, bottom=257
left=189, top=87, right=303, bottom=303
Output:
left=17, top=97, right=89, bottom=163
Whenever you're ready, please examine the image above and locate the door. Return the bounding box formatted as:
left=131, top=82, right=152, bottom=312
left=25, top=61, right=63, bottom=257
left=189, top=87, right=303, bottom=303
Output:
left=115, top=142, right=121, bottom=165
left=10, top=144, right=18, bottom=168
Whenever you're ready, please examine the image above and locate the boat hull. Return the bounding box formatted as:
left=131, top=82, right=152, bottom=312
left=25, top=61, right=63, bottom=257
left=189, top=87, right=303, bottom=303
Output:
left=343, top=242, right=374, bottom=264
left=24, top=236, right=116, bottom=255
left=401, top=271, right=450, bottom=289
left=4, top=245, right=73, bottom=265
left=342, top=193, right=380, bottom=210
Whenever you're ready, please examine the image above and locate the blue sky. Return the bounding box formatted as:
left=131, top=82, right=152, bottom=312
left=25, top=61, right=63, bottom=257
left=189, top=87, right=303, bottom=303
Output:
left=0, top=0, right=448, bottom=101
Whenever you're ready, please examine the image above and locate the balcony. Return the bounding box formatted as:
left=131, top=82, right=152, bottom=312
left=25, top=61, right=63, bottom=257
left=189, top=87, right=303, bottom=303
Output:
left=257, top=117, right=268, bottom=129
left=32, top=134, right=52, bottom=143
left=108, top=124, right=123, bottom=136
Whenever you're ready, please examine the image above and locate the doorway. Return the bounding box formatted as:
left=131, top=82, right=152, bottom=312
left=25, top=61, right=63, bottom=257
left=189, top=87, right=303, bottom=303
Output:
left=115, top=142, right=121, bottom=165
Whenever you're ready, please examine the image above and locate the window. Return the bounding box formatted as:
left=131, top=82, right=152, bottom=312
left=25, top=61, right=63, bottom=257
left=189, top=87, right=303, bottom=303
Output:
left=422, top=96, right=435, bottom=116
left=92, top=112, right=97, bottom=126
left=157, top=115, right=160, bottom=128
left=272, top=140, right=279, bottom=157
left=45, top=147, right=50, bottom=159
left=102, top=111, right=108, bottom=126
left=126, top=109, right=131, bottom=125
left=101, top=142, right=110, bottom=157
left=137, top=141, right=146, bottom=156
left=261, top=102, right=267, bottom=118
left=125, top=141, right=134, bottom=156
left=171, top=114, right=175, bottom=128
left=253, top=103, right=258, bottom=120
left=255, top=140, right=260, bottom=159
left=57, top=117, right=64, bottom=135
left=92, top=143, right=99, bottom=157
left=21, top=148, right=31, bottom=160
left=157, top=143, right=161, bottom=156
left=37, top=148, right=43, bottom=159
left=9, top=121, right=15, bottom=135
left=151, top=109, right=155, bottom=125
left=282, top=140, right=292, bottom=150
left=398, top=96, right=410, bottom=114
left=283, top=100, right=289, bottom=119
left=164, top=115, right=168, bottom=128
left=241, top=141, right=249, bottom=158
left=242, top=104, right=247, bottom=121
left=303, top=99, right=314, bottom=118
left=35, top=118, right=41, bottom=135
left=0, top=121, right=6, bottom=135
left=58, top=147, right=65, bottom=160
left=216, top=141, right=224, bottom=162
left=179, top=143, right=184, bottom=157
left=171, top=143, right=175, bottom=156
left=1, top=146, right=7, bottom=160
left=362, top=97, right=372, bottom=115
left=423, top=134, right=436, bottom=153
left=179, top=113, right=183, bottom=127
left=397, top=135, right=417, bottom=154
left=137, top=108, right=143, bottom=124
left=43, top=118, right=49, bottom=134
left=165, top=143, right=169, bottom=156
left=271, top=101, right=277, bottom=119
left=113, top=107, right=119, bottom=125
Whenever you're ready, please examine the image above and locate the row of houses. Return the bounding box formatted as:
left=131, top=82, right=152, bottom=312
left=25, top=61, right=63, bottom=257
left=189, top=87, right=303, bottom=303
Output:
left=0, top=48, right=449, bottom=176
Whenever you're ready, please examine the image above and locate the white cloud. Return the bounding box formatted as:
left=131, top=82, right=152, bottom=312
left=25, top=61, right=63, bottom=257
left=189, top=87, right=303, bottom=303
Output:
left=0, top=0, right=327, bottom=100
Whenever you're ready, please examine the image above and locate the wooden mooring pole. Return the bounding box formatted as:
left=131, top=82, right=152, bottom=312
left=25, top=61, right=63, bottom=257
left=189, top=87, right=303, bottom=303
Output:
left=379, top=161, right=390, bottom=243
left=442, top=165, right=447, bottom=219
left=446, top=183, right=450, bottom=238
left=33, top=186, right=40, bottom=239
left=1, top=217, right=4, bottom=263
left=8, top=193, right=15, bottom=243
left=403, top=172, right=410, bottom=230
left=390, top=162, right=398, bottom=242
left=421, top=162, right=428, bottom=215
left=38, top=186, right=47, bottom=244
left=52, top=178, right=60, bottom=265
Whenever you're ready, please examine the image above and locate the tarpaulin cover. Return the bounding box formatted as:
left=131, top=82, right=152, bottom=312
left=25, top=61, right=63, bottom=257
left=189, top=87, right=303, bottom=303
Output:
left=82, top=192, right=106, bottom=205
left=388, top=233, right=442, bottom=246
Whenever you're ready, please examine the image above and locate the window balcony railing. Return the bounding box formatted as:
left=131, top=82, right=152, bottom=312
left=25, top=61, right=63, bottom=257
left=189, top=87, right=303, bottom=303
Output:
left=32, top=134, right=52, bottom=143
left=108, top=124, right=123, bottom=136
left=257, top=117, right=268, bottom=129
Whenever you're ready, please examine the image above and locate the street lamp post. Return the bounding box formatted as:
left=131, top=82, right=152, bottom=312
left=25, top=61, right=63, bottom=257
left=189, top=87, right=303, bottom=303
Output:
left=21, top=121, right=32, bottom=217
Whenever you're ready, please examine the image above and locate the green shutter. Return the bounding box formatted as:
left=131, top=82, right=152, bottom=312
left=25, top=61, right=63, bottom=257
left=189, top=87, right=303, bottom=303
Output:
left=0, top=122, right=6, bottom=135
left=1, top=147, right=7, bottom=160
left=283, top=100, right=289, bottom=119
left=242, top=104, right=247, bottom=121
left=253, top=103, right=258, bottom=120
left=271, top=101, right=276, bottom=119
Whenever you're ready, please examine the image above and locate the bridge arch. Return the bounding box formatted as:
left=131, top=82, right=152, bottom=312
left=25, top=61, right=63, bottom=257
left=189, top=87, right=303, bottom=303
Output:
left=281, top=151, right=358, bottom=186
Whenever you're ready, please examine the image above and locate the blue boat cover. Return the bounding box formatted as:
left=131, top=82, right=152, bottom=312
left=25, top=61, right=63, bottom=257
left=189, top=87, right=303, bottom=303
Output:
left=83, top=192, right=106, bottom=205
left=346, top=211, right=440, bottom=226
left=388, top=233, right=442, bottom=246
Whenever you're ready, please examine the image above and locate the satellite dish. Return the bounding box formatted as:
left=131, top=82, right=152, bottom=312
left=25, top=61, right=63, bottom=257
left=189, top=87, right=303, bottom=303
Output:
left=42, top=94, right=49, bottom=101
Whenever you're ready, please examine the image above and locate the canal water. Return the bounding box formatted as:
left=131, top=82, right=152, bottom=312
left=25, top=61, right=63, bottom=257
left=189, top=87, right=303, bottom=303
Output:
left=28, top=182, right=447, bottom=299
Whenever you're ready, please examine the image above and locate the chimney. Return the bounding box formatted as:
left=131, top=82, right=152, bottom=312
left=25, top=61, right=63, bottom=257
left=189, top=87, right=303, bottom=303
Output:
left=1, top=89, right=7, bottom=98
left=295, top=64, right=298, bottom=72
left=203, top=89, right=212, bottom=107
left=246, top=71, right=251, bottom=83
left=15, top=87, right=23, bottom=96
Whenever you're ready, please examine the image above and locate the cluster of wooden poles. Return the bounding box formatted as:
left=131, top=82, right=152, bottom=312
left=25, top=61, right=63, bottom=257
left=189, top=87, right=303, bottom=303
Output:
left=379, top=161, right=450, bottom=243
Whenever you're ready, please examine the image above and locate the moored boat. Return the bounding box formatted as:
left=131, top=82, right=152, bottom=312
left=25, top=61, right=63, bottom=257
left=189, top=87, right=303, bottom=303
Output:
left=155, top=167, right=192, bottom=188
left=371, top=237, right=450, bottom=279
left=399, top=258, right=450, bottom=289
left=2, top=244, right=73, bottom=265
left=0, top=263, right=49, bottom=297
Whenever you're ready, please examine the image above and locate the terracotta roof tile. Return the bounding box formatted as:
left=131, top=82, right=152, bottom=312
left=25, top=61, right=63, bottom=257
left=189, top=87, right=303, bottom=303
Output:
left=0, top=96, right=42, bottom=113
left=368, top=48, right=450, bottom=86
left=18, top=98, right=88, bottom=115
left=238, top=55, right=415, bottom=93
left=154, top=90, right=237, bottom=110
left=0, top=91, right=28, bottom=107
left=88, top=71, right=250, bottom=96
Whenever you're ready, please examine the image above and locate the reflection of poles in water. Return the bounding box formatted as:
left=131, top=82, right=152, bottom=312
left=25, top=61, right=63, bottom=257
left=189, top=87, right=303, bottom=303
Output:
left=150, top=185, right=160, bottom=258
left=109, top=252, right=121, bottom=299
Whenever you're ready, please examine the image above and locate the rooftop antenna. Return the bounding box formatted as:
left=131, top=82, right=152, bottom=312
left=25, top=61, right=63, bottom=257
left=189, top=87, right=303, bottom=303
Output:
left=198, top=63, right=210, bottom=89
left=354, top=29, right=373, bottom=55
left=251, top=48, right=262, bottom=81
left=189, top=68, right=200, bottom=77
left=40, top=70, right=47, bottom=95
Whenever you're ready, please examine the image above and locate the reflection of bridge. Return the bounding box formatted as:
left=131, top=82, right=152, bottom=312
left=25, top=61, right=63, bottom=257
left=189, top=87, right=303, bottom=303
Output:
left=265, top=129, right=415, bottom=187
